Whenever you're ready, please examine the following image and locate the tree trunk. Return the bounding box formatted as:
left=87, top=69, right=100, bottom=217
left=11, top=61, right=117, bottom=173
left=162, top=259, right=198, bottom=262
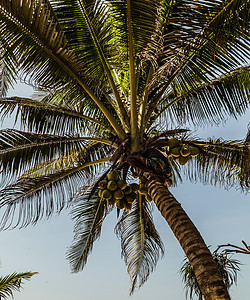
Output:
left=142, top=173, right=231, bottom=300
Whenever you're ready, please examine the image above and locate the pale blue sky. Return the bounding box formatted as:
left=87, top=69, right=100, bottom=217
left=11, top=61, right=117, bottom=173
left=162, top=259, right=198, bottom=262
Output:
left=0, top=82, right=249, bottom=300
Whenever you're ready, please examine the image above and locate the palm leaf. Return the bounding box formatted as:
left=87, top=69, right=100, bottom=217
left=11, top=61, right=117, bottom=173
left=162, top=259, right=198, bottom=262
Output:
left=154, top=65, right=250, bottom=128
left=115, top=196, right=164, bottom=294
left=0, top=0, right=126, bottom=138
left=0, top=271, right=38, bottom=299
left=0, top=97, right=112, bottom=135
left=143, top=0, right=249, bottom=126
left=67, top=187, right=111, bottom=272
left=184, top=138, right=249, bottom=191
left=0, top=157, right=110, bottom=229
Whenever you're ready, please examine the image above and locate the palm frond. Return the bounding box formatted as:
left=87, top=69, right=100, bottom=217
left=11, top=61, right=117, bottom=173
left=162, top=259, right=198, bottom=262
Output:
left=0, top=97, right=112, bottom=135
left=115, top=196, right=164, bottom=294
left=0, top=129, right=102, bottom=180
left=184, top=138, right=249, bottom=191
left=144, top=0, right=249, bottom=126
left=0, top=271, right=38, bottom=299
left=67, top=187, right=111, bottom=272
left=0, top=157, right=110, bottom=229
left=0, top=0, right=126, bottom=138
left=0, top=56, right=17, bottom=97
left=155, top=65, right=250, bottom=128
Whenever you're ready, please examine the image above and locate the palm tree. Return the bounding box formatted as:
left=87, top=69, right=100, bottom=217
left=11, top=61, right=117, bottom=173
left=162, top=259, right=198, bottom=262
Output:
left=0, top=260, right=37, bottom=299
left=0, top=1, right=249, bottom=299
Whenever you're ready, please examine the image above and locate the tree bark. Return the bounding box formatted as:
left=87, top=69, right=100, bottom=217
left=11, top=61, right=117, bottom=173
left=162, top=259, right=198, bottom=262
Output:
left=142, top=172, right=231, bottom=300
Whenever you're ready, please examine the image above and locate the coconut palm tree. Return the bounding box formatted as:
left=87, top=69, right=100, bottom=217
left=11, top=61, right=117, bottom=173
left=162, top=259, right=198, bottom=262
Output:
left=0, top=260, right=37, bottom=300
left=0, top=1, right=249, bottom=299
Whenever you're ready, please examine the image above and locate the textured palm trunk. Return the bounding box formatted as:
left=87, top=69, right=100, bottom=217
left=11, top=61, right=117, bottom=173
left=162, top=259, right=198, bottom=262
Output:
left=142, top=173, right=231, bottom=300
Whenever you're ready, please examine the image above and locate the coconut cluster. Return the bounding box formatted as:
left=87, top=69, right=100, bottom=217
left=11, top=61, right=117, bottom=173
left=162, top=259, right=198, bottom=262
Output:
left=98, top=171, right=140, bottom=210
left=166, top=138, right=200, bottom=165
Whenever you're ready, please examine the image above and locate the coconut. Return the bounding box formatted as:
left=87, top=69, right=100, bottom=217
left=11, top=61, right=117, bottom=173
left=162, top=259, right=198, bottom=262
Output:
left=98, top=180, right=107, bottom=189
left=107, top=180, right=117, bottom=191
left=130, top=192, right=138, bottom=200
left=180, top=146, right=191, bottom=157
left=178, top=156, right=189, bottom=165
left=108, top=197, right=116, bottom=206
left=138, top=186, right=147, bottom=195
left=130, top=183, right=139, bottom=192
left=124, top=185, right=132, bottom=195
left=125, top=195, right=134, bottom=203
left=107, top=171, right=119, bottom=181
left=190, top=147, right=200, bottom=157
left=117, top=179, right=127, bottom=190
left=166, top=138, right=180, bottom=148
left=116, top=199, right=125, bottom=209
left=125, top=202, right=132, bottom=210
left=113, top=189, right=124, bottom=199
left=170, top=147, right=181, bottom=157
left=102, top=189, right=112, bottom=200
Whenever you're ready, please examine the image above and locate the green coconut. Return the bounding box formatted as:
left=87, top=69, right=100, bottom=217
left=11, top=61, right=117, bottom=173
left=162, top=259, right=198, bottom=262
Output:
left=107, top=171, right=119, bottom=181
left=130, top=183, right=139, bottom=192
left=108, top=197, right=116, bottom=206
left=125, top=202, right=132, bottom=210
left=190, top=146, right=200, bottom=157
left=117, top=179, right=127, bottom=190
left=178, top=156, right=189, bottom=165
left=116, top=199, right=125, bottom=209
left=113, top=189, right=124, bottom=199
left=102, top=189, right=112, bottom=200
left=170, top=147, right=181, bottom=157
left=180, top=146, right=191, bottom=157
left=166, top=138, right=180, bottom=148
left=130, top=192, right=138, bottom=200
left=98, top=180, right=107, bottom=189
left=138, top=186, right=147, bottom=195
left=107, top=180, right=117, bottom=191
left=124, top=185, right=132, bottom=195
left=125, top=195, right=134, bottom=203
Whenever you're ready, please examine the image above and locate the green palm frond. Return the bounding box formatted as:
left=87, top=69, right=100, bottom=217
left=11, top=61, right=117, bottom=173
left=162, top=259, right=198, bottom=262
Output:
left=0, top=0, right=126, bottom=138
left=0, top=129, right=108, bottom=180
left=184, top=138, right=249, bottom=191
left=0, top=97, right=112, bottom=135
left=0, top=56, right=17, bottom=97
left=67, top=188, right=111, bottom=272
left=115, top=196, right=164, bottom=294
left=155, top=0, right=249, bottom=78
left=51, top=0, right=129, bottom=128
left=0, top=157, right=110, bottom=229
left=154, top=65, right=250, bottom=128
left=0, top=271, right=38, bottom=299
left=144, top=0, right=249, bottom=127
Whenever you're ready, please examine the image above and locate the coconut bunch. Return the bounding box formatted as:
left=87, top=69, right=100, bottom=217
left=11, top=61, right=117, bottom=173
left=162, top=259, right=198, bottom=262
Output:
left=165, top=138, right=200, bottom=165
left=98, top=171, right=140, bottom=210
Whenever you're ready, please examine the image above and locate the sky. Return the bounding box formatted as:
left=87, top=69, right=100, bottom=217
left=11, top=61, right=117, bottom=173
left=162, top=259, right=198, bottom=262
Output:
left=0, top=82, right=249, bottom=300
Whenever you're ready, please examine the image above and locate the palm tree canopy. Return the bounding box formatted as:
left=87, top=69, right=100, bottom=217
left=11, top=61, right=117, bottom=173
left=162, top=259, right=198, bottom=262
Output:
left=0, top=0, right=249, bottom=294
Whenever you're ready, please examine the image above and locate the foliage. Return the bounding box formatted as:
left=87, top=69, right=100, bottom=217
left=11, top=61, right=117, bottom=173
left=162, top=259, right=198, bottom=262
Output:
left=0, top=0, right=249, bottom=294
